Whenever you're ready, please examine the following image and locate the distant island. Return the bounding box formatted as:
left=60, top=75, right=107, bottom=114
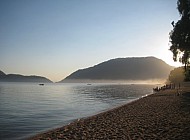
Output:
left=0, top=70, right=52, bottom=83
left=60, top=57, right=174, bottom=82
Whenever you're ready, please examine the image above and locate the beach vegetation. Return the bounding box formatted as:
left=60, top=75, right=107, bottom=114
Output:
left=169, top=0, right=190, bottom=81
left=167, top=67, right=185, bottom=83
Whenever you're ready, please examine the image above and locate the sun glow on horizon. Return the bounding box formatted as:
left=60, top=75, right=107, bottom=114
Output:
left=0, top=0, right=180, bottom=82
left=160, top=48, right=183, bottom=68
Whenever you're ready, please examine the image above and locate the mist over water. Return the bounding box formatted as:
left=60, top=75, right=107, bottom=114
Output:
left=0, top=82, right=154, bottom=140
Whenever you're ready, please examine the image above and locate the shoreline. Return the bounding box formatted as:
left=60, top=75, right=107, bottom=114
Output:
left=29, top=88, right=190, bottom=140
left=28, top=94, right=145, bottom=139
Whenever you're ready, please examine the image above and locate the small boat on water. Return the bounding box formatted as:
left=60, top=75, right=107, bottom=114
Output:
left=39, top=83, right=44, bottom=86
left=87, top=83, right=92, bottom=85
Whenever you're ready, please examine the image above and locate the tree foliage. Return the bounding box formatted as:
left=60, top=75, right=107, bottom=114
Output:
left=169, top=0, right=190, bottom=70
left=167, top=67, right=185, bottom=83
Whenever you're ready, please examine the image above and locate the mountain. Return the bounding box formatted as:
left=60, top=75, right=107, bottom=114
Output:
left=0, top=70, right=6, bottom=76
left=0, top=70, right=52, bottom=83
left=60, top=57, right=174, bottom=82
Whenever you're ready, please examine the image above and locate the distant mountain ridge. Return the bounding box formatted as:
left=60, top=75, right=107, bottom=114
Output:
left=0, top=70, right=6, bottom=76
left=0, top=71, right=52, bottom=83
left=60, top=57, right=174, bottom=82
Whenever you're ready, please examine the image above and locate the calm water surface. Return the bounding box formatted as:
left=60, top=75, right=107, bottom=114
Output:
left=0, top=82, right=154, bottom=140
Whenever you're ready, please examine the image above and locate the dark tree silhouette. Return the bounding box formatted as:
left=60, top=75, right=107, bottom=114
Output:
left=169, top=0, right=190, bottom=80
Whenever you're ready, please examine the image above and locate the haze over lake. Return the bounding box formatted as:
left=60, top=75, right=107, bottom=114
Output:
left=0, top=0, right=184, bottom=139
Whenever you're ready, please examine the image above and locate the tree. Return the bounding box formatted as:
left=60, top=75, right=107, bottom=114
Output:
left=167, top=67, right=185, bottom=83
left=169, top=0, right=190, bottom=81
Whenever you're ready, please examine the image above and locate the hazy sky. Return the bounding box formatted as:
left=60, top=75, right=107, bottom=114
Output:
left=0, top=0, right=181, bottom=82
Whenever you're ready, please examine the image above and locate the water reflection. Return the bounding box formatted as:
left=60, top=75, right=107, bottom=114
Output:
left=74, top=84, right=153, bottom=106
left=0, top=83, right=154, bottom=140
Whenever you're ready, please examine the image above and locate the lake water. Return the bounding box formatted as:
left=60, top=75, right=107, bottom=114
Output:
left=0, top=82, right=154, bottom=140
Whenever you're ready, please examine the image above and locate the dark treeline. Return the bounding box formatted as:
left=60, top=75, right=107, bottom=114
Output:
left=169, top=0, right=190, bottom=81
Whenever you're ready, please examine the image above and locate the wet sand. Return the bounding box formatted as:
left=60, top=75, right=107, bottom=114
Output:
left=30, top=89, right=190, bottom=140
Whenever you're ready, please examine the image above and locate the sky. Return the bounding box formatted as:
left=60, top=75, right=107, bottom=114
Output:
left=0, top=0, right=182, bottom=82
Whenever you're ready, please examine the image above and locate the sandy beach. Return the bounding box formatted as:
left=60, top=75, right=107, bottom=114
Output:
left=30, top=87, right=190, bottom=140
